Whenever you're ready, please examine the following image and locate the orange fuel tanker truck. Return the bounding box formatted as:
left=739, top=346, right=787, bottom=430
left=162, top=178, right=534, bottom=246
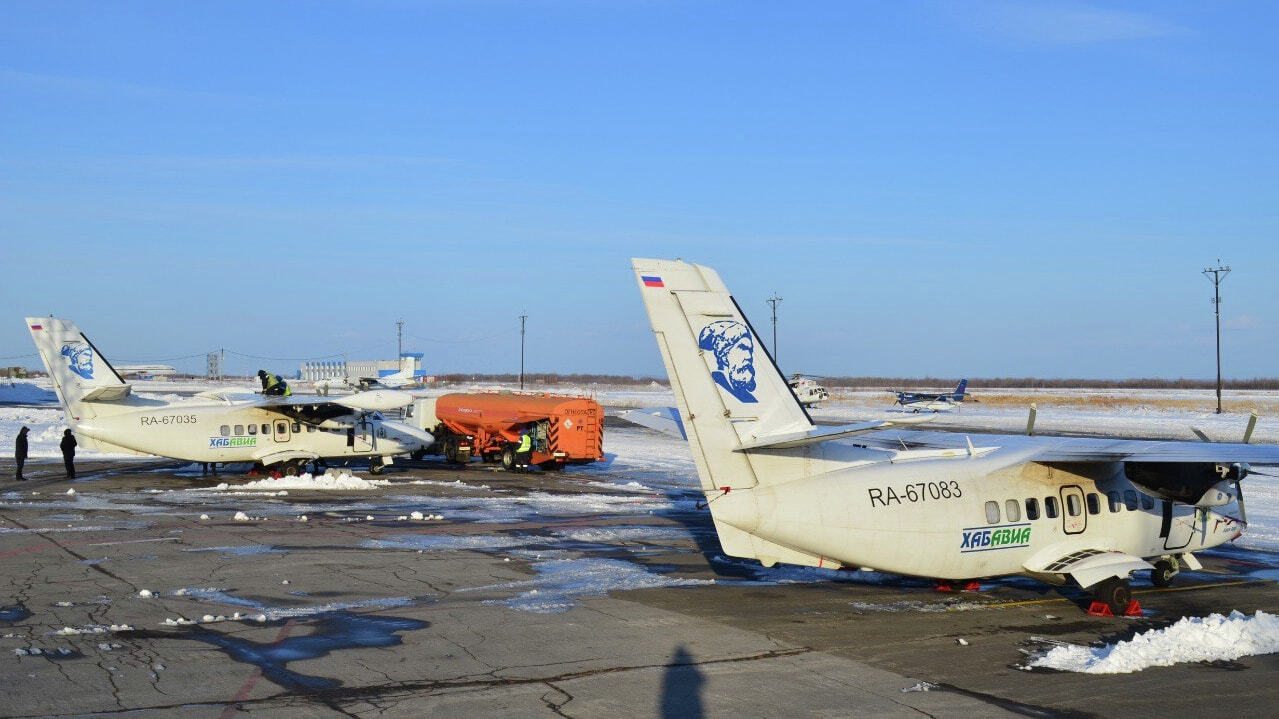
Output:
left=410, top=391, right=604, bottom=471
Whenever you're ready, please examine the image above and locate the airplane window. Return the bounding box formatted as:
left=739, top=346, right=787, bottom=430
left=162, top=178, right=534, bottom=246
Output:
left=1086, top=493, right=1100, bottom=515
left=1025, top=498, right=1039, bottom=520
left=1107, top=491, right=1121, bottom=512
left=1140, top=494, right=1155, bottom=510
left=220, top=425, right=229, bottom=437
left=1123, top=490, right=1138, bottom=511
left=985, top=501, right=1000, bottom=524
left=307, top=425, right=315, bottom=433
left=262, top=424, right=270, bottom=434
left=292, top=423, right=301, bottom=434
left=1005, top=499, right=1020, bottom=522
left=277, top=422, right=287, bottom=434
left=234, top=425, right=244, bottom=436
left=1066, top=494, right=1081, bottom=516
left=248, top=424, right=257, bottom=435
left=1044, top=496, right=1059, bottom=519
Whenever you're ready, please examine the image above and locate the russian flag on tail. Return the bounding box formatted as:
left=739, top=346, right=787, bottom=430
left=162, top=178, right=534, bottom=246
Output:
left=641, top=275, right=664, bottom=287
left=29, top=324, right=43, bottom=331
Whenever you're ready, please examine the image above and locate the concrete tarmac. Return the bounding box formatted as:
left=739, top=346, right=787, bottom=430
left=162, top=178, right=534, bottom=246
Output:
left=0, top=458, right=1276, bottom=719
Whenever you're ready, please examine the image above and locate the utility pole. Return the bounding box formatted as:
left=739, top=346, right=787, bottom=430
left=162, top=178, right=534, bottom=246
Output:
left=766, top=294, right=783, bottom=362
left=1203, top=261, right=1231, bottom=414
left=519, top=313, right=527, bottom=390
left=396, top=319, right=404, bottom=359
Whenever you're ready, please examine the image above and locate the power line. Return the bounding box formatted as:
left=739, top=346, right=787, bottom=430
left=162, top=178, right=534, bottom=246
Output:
left=1203, top=261, right=1231, bottom=414
left=406, top=327, right=519, bottom=344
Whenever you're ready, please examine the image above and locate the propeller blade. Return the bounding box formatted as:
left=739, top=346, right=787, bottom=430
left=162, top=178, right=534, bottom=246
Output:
left=1236, top=479, right=1248, bottom=524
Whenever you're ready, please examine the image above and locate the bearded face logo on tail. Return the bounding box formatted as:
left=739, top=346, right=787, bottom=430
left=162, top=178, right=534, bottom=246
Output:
left=698, top=320, right=758, bottom=403
left=61, top=343, right=94, bottom=380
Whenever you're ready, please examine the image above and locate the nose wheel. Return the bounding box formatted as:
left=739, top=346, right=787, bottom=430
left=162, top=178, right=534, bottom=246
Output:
left=1150, top=558, right=1178, bottom=588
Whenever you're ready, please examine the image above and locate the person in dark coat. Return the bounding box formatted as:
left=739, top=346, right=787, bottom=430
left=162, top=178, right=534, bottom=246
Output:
left=14, top=426, right=28, bottom=481
left=60, top=429, right=76, bottom=479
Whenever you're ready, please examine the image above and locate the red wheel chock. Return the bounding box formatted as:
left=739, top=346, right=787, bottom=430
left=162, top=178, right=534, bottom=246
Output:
left=962, top=581, right=981, bottom=592
left=934, top=582, right=953, bottom=593
left=1087, top=599, right=1142, bottom=617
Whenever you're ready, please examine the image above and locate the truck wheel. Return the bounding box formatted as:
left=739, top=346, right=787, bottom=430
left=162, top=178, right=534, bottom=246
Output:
left=501, top=445, right=516, bottom=471
left=444, top=438, right=459, bottom=464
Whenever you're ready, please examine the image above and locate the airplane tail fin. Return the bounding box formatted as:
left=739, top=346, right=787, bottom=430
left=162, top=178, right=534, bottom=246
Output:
left=26, top=317, right=130, bottom=421
left=954, top=378, right=968, bottom=400
left=631, top=259, right=813, bottom=492
left=633, top=259, right=848, bottom=570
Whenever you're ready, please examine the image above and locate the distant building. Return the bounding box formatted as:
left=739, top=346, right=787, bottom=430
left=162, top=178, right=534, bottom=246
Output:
left=299, top=354, right=425, bottom=382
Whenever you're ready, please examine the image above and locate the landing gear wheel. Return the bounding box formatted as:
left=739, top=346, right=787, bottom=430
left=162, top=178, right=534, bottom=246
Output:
left=501, top=445, right=516, bottom=471
left=1093, top=577, right=1132, bottom=615
left=410, top=449, right=426, bottom=461
left=369, top=460, right=384, bottom=475
left=283, top=462, right=299, bottom=477
left=1150, top=559, right=1177, bottom=588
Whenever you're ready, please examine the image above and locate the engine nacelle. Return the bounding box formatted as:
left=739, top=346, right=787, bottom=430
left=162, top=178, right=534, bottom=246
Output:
left=1123, top=462, right=1246, bottom=505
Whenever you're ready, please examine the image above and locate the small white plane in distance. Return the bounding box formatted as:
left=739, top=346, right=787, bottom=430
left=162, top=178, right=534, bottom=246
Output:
left=633, top=259, right=1276, bottom=613
left=114, top=364, right=178, bottom=379
left=894, top=379, right=971, bottom=412
left=27, top=318, right=434, bottom=476
left=313, top=357, right=420, bottom=395
left=788, top=374, right=829, bottom=407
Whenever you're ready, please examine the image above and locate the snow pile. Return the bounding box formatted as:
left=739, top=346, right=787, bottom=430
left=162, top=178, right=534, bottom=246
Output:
left=0, top=381, right=57, bottom=404
left=217, top=472, right=391, bottom=491
left=1029, top=610, right=1279, bottom=673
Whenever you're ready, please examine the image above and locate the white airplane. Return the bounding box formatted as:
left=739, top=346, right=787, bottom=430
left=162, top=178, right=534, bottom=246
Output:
left=632, top=259, right=1276, bottom=613
left=114, top=364, right=178, bottom=379
left=313, top=357, right=420, bottom=395
left=27, top=317, right=434, bottom=476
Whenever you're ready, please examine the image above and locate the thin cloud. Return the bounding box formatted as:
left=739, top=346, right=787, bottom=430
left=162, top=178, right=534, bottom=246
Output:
left=1224, top=314, right=1262, bottom=331
left=955, top=1, right=1188, bottom=46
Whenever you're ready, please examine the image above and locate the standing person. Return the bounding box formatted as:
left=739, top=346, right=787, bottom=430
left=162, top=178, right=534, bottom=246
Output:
left=14, top=426, right=28, bottom=481
left=515, top=426, right=532, bottom=472
left=60, top=429, right=76, bottom=479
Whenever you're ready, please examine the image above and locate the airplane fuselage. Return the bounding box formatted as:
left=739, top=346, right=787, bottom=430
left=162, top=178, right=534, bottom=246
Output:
left=712, top=446, right=1241, bottom=581
left=72, top=401, right=425, bottom=465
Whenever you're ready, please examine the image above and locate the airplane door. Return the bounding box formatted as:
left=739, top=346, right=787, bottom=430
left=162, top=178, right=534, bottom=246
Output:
left=1060, top=485, right=1086, bottom=535
left=273, top=419, right=291, bottom=443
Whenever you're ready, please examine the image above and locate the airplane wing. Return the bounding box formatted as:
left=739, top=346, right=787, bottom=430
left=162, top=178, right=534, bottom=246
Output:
left=736, top=415, right=937, bottom=451
left=866, top=430, right=1279, bottom=465
left=250, top=390, right=417, bottom=422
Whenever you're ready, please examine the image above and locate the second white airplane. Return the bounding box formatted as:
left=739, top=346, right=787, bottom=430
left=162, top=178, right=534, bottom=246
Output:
left=27, top=318, right=434, bottom=476
left=633, top=259, right=1273, bottom=613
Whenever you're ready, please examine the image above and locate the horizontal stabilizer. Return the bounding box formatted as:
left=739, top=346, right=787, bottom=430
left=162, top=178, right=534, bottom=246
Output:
left=618, top=407, right=686, bottom=439
left=81, top=385, right=132, bottom=402
left=737, top=414, right=936, bottom=451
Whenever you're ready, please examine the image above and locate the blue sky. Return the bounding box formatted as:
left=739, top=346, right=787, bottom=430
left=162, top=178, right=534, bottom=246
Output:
left=2, top=1, right=1276, bottom=379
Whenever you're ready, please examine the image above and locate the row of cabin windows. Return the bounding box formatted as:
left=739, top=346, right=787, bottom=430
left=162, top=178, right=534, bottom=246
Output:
left=984, top=489, right=1156, bottom=524
left=219, top=422, right=312, bottom=437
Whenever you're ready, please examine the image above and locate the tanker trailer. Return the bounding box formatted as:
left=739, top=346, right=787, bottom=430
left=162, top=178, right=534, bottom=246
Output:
left=411, top=392, right=604, bottom=471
